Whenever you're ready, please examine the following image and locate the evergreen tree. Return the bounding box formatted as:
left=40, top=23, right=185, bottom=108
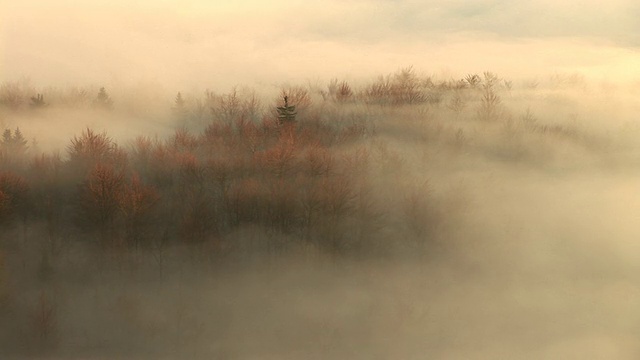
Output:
left=1, top=128, right=29, bottom=168
left=12, top=128, right=28, bottom=150
left=276, top=96, right=297, bottom=125
left=172, top=92, right=189, bottom=123
left=175, top=92, right=185, bottom=109
left=2, top=129, right=11, bottom=145
left=2, top=127, right=29, bottom=153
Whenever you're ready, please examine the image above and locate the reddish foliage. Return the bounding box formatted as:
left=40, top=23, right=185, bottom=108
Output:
left=78, top=163, right=125, bottom=236
left=120, top=174, right=159, bottom=219
left=119, top=174, right=160, bottom=247
left=176, top=152, right=205, bottom=185
left=170, top=128, right=199, bottom=152
left=237, top=119, right=263, bottom=153
left=255, top=130, right=299, bottom=177
left=67, top=128, right=123, bottom=170
left=202, top=122, right=235, bottom=149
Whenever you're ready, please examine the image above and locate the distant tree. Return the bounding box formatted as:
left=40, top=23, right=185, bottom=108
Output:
left=12, top=128, right=28, bottom=150
left=0, top=78, right=34, bottom=110
left=1, top=128, right=29, bottom=168
left=465, top=74, right=481, bottom=88
left=77, top=163, right=125, bottom=246
left=327, top=79, right=353, bottom=103
left=67, top=128, right=123, bottom=174
left=2, top=129, right=11, bottom=145
left=276, top=96, right=297, bottom=125
left=362, top=67, right=427, bottom=105
left=447, top=90, right=466, bottom=117
left=391, top=66, right=425, bottom=105
left=477, top=72, right=502, bottom=121
left=172, top=92, right=188, bottom=121
left=93, top=87, right=113, bottom=110
left=174, top=92, right=185, bottom=109
left=30, top=93, right=47, bottom=108
left=119, top=174, right=160, bottom=249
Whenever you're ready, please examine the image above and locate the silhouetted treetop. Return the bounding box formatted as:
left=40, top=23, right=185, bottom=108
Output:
left=93, top=87, right=113, bottom=110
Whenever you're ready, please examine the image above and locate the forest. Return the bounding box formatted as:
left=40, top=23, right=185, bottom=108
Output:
left=1, top=67, right=640, bottom=358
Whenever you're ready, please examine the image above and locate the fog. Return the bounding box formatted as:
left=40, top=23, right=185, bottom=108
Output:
left=2, top=1, right=640, bottom=359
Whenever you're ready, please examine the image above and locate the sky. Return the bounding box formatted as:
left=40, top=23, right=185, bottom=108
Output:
left=2, top=0, right=640, bottom=90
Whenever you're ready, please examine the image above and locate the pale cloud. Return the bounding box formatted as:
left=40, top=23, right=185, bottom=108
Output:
left=299, top=0, right=639, bottom=45
left=2, top=0, right=640, bottom=89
